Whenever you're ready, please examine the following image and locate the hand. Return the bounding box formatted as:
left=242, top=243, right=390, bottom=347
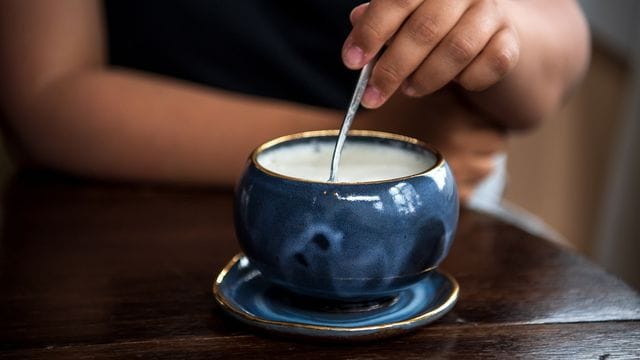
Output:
left=357, top=90, right=507, bottom=203
left=343, top=0, right=520, bottom=109
left=434, top=111, right=506, bottom=203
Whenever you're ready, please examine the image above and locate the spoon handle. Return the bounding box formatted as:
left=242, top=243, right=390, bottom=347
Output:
left=328, top=62, right=374, bottom=182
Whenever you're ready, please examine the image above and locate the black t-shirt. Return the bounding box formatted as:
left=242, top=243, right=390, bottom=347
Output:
left=105, top=1, right=364, bottom=110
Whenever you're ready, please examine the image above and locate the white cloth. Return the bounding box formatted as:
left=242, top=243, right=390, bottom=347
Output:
left=466, top=153, right=566, bottom=244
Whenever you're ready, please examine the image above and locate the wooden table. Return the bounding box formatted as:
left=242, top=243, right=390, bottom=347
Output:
left=1, top=173, right=639, bottom=359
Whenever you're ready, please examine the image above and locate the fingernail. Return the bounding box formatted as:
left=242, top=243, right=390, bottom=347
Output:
left=344, top=45, right=364, bottom=68
left=362, top=85, right=383, bottom=108
left=402, top=82, right=418, bottom=97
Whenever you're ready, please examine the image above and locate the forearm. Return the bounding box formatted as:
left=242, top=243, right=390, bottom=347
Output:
left=6, top=69, right=341, bottom=185
left=464, top=0, right=590, bottom=129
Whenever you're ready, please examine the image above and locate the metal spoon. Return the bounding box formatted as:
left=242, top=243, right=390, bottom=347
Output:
left=328, top=62, right=374, bottom=182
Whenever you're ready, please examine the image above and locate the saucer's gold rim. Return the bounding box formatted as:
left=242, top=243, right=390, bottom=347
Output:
left=212, top=253, right=459, bottom=334
left=249, top=130, right=446, bottom=185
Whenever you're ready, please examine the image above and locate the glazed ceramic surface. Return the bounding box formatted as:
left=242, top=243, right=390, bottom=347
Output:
left=234, top=130, right=459, bottom=300
left=213, top=254, right=459, bottom=340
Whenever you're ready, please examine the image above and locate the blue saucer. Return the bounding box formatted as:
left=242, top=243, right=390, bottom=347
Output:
left=213, top=254, right=459, bottom=340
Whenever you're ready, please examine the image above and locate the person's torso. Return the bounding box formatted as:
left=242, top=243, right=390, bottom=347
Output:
left=105, top=0, right=364, bottom=110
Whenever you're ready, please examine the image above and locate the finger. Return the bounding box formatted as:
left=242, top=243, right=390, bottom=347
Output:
left=448, top=154, right=495, bottom=189
left=403, top=1, right=503, bottom=97
left=342, top=0, right=423, bottom=70
left=467, top=155, right=497, bottom=179
left=362, top=0, right=470, bottom=108
left=457, top=27, right=520, bottom=92
left=442, top=157, right=479, bottom=203
left=457, top=187, right=472, bottom=203
left=349, top=2, right=369, bottom=25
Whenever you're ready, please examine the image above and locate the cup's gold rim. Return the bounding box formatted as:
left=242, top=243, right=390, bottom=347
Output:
left=249, top=130, right=445, bottom=185
left=212, top=253, right=459, bottom=334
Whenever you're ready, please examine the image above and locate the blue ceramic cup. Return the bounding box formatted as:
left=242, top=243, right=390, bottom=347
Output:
left=234, top=130, right=458, bottom=302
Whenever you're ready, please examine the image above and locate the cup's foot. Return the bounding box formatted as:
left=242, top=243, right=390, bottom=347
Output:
left=213, top=253, right=459, bottom=341
left=267, top=286, right=400, bottom=314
